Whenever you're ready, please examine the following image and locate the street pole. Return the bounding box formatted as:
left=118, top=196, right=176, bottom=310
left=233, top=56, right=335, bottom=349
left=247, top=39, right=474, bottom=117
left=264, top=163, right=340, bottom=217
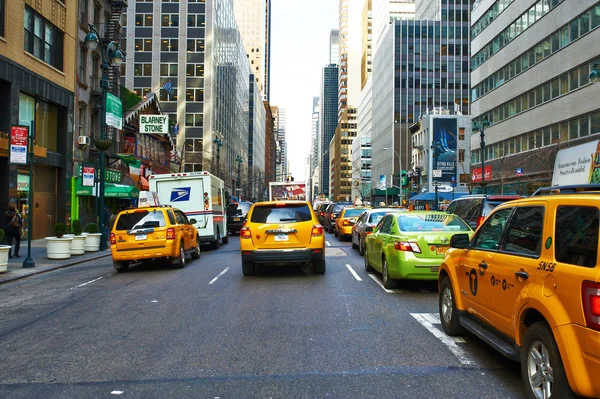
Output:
left=431, top=140, right=438, bottom=210
left=23, top=120, right=35, bottom=268
left=473, top=119, right=490, bottom=195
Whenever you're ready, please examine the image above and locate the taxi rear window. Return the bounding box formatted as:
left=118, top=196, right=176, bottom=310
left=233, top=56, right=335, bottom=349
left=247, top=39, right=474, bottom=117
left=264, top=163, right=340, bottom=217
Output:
left=115, top=210, right=166, bottom=230
left=398, top=214, right=471, bottom=232
left=344, top=209, right=364, bottom=217
left=250, top=204, right=312, bottom=224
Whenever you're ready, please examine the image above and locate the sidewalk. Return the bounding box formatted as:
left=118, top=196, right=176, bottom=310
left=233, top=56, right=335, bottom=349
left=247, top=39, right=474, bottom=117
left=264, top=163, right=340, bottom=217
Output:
left=0, top=239, right=111, bottom=285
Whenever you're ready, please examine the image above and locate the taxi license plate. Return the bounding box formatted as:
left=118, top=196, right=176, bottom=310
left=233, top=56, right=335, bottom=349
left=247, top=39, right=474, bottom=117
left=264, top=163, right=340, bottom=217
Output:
left=274, top=234, right=288, bottom=242
left=436, top=246, right=449, bottom=254
left=234, top=217, right=241, bottom=221
left=135, top=234, right=147, bottom=241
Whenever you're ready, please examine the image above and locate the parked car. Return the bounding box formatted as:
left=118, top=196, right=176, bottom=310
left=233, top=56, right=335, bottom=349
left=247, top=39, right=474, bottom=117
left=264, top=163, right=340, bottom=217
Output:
left=323, top=201, right=352, bottom=232
left=227, top=201, right=252, bottom=234
left=351, top=208, right=407, bottom=255
left=110, top=205, right=200, bottom=272
left=239, top=201, right=326, bottom=276
left=334, top=206, right=370, bottom=240
left=438, top=186, right=600, bottom=398
left=445, top=194, right=522, bottom=230
left=364, top=211, right=473, bottom=289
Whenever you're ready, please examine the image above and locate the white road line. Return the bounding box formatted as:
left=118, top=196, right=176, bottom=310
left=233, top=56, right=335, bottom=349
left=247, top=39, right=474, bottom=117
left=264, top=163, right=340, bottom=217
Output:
left=345, top=264, right=362, bottom=281
left=410, top=313, right=475, bottom=366
left=326, top=241, right=331, bottom=247
left=209, top=267, right=230, bottom=285
left=421, top=313, right=440, bottom=325
left=367, top=273, right=399, bottom=293
left=76, top=277, right=103, bottom=288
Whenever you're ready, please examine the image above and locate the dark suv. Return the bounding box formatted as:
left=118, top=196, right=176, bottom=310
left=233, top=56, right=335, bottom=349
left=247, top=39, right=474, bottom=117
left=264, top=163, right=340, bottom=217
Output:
left=227, top=201, right=252, bottom=234
left=445, top=195, right=521, bottom=230
left=323, top=202, right=352, bottom=232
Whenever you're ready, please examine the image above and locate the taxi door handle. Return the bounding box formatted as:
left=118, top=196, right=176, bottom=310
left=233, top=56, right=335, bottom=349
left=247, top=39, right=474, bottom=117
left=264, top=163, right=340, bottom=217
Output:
left=515, top=271, right=529, bottom=280
left=478, top=261, right=488, bottom=270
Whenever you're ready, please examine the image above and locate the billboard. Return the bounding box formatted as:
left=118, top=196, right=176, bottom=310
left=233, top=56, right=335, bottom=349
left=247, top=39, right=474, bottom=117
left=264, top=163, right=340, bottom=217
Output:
left=552, top=140, right=600, bottom=186
left=432, top=119, right=458, bottom=186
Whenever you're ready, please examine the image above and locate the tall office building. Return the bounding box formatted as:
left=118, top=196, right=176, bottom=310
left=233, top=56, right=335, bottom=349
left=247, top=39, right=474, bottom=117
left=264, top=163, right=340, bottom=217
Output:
left=330, top=29, right=340, bottom=64
left=248, top=74, right=266, bottom=200
left=470, top=0, right=600, bottom=194
left=372, top=0, right=416, bottom=53
left=330, top=108, right=358, bottom=200
left=310, top=97, right=320, bottom=189
left=124, top=0, right=251, bottom=193
left=361, top=0, right=373, bottom=90
left=264, top=0, right=271, bottom=101
left=277, top=108, right=287, bottom=180
left=320, top=64, right=339, bottom=196
left=233, top=0, right=269, bottom=99
left=338, top=0, right=362, bottom=120
left=353, top=79, right=373, bottom=201
left=371, top=0, right=470, bottom=201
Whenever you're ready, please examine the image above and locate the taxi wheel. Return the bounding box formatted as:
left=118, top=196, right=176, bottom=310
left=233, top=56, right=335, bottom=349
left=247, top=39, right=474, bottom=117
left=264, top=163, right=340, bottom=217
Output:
left=172, top=241, right=186, bottom=268
left=113, top=261, right=129, bottom=273
left=521, top=322, right=576, bottom=399
left=439, top=276, right=465, bottom=336
left=382, top=258, right=398, bottom=289
left=242, top=261, right=255, bottom=276
left=191, top=237, right=201, bottom=260
left=313, top=259, right=326, bottom=274
left=364, top=248, right=374, bottom=272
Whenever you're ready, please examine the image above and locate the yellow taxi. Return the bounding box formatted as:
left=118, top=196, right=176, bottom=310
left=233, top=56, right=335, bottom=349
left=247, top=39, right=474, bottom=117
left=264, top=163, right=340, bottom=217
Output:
left=239, top=200, right=325, bottom=276
left=334, top=206, right=370, bottom=241
left=438, top=185, right=600, bottom=398
left=110, top=205, right=200, bottom=272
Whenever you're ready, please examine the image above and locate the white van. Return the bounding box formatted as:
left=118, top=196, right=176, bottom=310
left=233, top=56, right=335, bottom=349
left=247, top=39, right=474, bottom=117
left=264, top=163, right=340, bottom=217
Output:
left=149, top=171, right=228, bottom=248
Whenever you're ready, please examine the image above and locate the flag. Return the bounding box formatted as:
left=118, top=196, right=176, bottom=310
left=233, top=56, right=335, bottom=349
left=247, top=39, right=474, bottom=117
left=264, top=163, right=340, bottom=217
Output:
left=162, top=80, right=173, bottom=97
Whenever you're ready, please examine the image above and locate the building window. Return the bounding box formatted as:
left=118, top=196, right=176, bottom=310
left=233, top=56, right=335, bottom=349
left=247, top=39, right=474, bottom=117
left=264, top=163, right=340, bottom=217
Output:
left=24, top=6, right=64, bottom=70
left=458, top=149, right=465, bottom=163
left=185, top=113, right=203, bottom=127
left=134, top=63, right=152, bottom=76
left=159, top=88, right=177, bottom=102
left=80, top=0, right=88, bottom=25
left=0, top=0, right=5, bottom=37
left=186, top=39, right=204, bottom=52
left=187, top=14, right=205, bottom=27
left=93, top=4, right=101, bottom=26
left=161, top=39, right=178, bottom=52
left=133, top=87, right=151, bottom=98
left=185, top=64, right=204, bottom=77
left=135, top=14, right=153, bottom=26
left=161, top=14, right=179, bottom=27
left=91, top=56, right=100, bottom=91
left=160, top=63, right=178, bottom=77
left=135, top=38, right=152, bottom=51
left=185, top=88, right=204, bottom=102
left=79, top=47, right=87, bottom=84
left=458, top=127, right=465, bottom=140
left=78, top=104, right=87, bottom=136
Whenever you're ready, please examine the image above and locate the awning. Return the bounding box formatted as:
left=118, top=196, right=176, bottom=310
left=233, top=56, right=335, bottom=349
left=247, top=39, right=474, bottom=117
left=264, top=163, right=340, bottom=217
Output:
left=409, top=192, right=470, bottom=202
left=75, top=178, right=139, bottom=198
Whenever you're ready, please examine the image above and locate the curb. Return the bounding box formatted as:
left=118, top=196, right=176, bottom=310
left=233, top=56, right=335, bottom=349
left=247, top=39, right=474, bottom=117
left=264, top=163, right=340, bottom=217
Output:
left=0, top=252, right=112, bottom=285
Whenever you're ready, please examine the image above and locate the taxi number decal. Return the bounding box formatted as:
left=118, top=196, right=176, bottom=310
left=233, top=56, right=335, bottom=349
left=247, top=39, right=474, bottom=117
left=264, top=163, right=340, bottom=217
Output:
left=537, top=261, right=556, bottom=272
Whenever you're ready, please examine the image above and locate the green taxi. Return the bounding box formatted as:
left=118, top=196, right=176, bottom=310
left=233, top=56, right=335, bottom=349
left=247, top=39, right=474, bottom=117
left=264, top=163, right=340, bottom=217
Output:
left=364, top=211, right=473, bottom=288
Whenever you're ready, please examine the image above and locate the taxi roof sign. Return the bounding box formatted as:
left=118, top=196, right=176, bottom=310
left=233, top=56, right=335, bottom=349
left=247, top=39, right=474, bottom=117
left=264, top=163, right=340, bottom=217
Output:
left=138, top=191, right=160, bottom=207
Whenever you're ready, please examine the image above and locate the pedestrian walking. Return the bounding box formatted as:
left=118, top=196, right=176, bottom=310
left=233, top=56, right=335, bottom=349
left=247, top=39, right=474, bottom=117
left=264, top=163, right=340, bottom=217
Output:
left=3, top=201, right=22, bottom=258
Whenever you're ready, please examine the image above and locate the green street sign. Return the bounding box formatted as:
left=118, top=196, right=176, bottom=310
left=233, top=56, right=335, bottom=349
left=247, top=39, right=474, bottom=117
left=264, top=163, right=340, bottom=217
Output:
left=106, top=93, right=122, bottom=129
left=76, top=164, right=122, bottom=183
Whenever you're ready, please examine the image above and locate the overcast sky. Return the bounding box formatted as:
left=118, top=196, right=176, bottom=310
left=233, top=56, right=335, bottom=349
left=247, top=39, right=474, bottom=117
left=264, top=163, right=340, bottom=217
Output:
left=269, top=0, right=339, bottom=181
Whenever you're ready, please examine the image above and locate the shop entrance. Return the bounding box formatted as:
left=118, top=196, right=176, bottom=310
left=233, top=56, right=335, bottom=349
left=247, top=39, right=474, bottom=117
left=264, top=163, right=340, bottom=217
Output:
left=32, top=166, right=57, bottom=239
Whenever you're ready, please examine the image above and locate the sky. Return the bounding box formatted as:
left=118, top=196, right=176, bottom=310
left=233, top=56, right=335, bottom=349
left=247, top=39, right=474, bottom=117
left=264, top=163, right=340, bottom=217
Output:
left=269, top=0, right=339, bottom=182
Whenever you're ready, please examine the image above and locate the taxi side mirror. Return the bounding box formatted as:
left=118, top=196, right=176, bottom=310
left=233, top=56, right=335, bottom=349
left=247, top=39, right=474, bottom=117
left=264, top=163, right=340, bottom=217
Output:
left=450, top=233, right=470, bottom=249
left=189, top=218, right=197, bottom=224
left=365, top=226, right=374, bottom=233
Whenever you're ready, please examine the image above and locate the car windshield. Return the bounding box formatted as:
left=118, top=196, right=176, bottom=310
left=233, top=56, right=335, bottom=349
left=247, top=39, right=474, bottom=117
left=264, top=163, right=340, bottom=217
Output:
left=398, top=214, right=470, bottom=232
left=344, top=209, right=364, bottom=217
left=333, top=203, right=351, bottom=212
left=250, top=204, right=312, bottom=223
left=228, top=202, right=251, bottom=216
left=115, top=210, right=166, bottom=230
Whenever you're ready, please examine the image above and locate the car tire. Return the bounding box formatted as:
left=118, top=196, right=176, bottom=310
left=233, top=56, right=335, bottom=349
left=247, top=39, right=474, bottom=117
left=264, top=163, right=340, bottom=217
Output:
left=382, top=258, right=397, bottom=289
left=359, top=239, right=365, bottom=256
left=439, top=276, right=465, bottom=336
left=242, top=261, right=255, bottom=276
left=114, top=261, right=129, bottom=273
left=191, top=236, right=201, bottom=260
left=172, top=241, right=186, bottom=268
left=313, top=259, right=326, bottom=274
left=334, top=229, right=339, bottom=238
left=520, top=322, right=576, bottom=399
left=212, top=230, right=221, bottom=249
left=364, top=247, right=374, bottom=272
left=222, top=234, right=229, bottom=244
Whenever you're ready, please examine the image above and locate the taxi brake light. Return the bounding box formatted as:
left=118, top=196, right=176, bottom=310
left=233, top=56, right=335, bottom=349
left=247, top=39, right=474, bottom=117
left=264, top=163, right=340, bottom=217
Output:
left=109, top=233, right=116, bottom=245
left=312, top=225, right=324, bottom=236
left=342, top=220, right=350, bottom=226
left=241, top=227, right=252, bottom=239
left=394, top=241, right=421, bottom=253
left=582, top=281, right=600, bottom=331
left=166, top=228, right=176, bottom=240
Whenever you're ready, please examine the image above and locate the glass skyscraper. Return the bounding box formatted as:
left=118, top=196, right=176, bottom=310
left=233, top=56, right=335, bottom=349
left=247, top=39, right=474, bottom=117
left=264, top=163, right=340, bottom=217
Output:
left=320, top=64, right=339, bottom=197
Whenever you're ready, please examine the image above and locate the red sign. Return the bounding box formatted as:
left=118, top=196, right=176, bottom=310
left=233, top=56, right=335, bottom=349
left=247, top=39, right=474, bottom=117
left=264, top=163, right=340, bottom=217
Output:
left=471, top=166, right=493, bottom=182
left=9, top=125, right=29, bottom=164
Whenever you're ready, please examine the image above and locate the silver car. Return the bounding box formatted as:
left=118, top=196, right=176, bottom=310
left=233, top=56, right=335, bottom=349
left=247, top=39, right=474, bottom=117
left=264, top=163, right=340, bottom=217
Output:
left=351, top=208, right=407, bottom=255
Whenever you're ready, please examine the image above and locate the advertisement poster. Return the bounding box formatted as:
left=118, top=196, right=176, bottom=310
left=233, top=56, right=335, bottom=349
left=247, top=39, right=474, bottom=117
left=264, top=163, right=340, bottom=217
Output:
left=82, top=166, right=95, bottom=187
left=432, top=119, right=457, bottom=187
left=552, top=140, right=599, bottom=186
left=471, top=166, right=493, bottom=182
left=10, top=125, right=28, bottom=165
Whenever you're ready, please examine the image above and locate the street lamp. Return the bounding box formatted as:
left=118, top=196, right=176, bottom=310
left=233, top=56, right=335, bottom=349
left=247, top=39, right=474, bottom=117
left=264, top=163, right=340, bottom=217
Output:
left=590, top=63, right=600, bottom=83
left=472, top=118, right=491, bottom=194
left=84, top=24, right=124, bottom=251
left=430, top=140, right=439, bottom=210
left=213, top=137, right=222, bottom=176
left=235, top=154, right=242, bottom=199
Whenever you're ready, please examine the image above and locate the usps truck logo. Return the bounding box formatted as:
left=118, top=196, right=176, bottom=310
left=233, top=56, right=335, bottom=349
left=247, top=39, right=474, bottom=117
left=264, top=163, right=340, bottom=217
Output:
left=170, top=187, right=191, bottom=202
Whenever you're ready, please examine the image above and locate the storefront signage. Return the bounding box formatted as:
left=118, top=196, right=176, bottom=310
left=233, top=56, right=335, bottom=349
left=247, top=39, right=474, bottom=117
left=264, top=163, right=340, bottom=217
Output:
left=552, top=140, right=599, bottom=186
left=140, top=115, right=168, bottom=134
left=18, top=174, right=30, bottom=192
left=9, top=125, right=29, bottom=165
left=76, top=165, right=122, bottom=183
left=82, top=166, right=95, bottom=187
left=105, top=93, right=123, bottom=130
left=471, top=166, right=492, bottom=182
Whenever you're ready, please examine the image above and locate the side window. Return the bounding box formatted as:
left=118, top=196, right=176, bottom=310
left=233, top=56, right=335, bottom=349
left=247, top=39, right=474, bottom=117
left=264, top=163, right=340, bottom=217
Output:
left=167, top=210, right=176, bottom=225
left=446, top=201, right=457, bottom=214
left=472, top=208, right=513, bottom=250
left=178, top=211, right=190, bottom=224
left=380, top=215, right=394, bottom=234
left=375, top=215, right=389, bottom=232
left=462, top=198, right=484, bottom=228
left=174, top=211, right=185, bottom=224
left=555, top=206, right=599, bottom=267
left=502, top=206, right=544, bottom=257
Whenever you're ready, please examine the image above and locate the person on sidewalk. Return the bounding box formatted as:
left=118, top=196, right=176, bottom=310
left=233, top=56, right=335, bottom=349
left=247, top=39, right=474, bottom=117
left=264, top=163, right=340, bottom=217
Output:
left=3, top=202, right=22, bottom=258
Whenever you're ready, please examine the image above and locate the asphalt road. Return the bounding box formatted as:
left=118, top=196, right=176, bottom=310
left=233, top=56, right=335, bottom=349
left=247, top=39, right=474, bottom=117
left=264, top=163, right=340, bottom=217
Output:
left=0, top=233, right=524, bottom=399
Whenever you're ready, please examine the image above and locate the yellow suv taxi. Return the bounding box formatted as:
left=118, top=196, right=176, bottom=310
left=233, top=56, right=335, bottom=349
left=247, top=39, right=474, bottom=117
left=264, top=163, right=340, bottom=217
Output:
left=239, top=201, right=325, bottom=276
left=335, top=206, right=370, bottom=241
left=438, top=185, right=600, bottom=398
left=110, top=205, right=200, bottom=272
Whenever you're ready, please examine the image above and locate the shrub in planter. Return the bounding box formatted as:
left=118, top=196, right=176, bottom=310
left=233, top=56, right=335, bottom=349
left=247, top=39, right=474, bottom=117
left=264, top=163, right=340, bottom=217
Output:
left=72, top=220, right=83, bottom=236
left=86, top=223, right=99, bottom=234
left=0, top=229, right=5, bottom=244
left=54, top=223, right=67, bottom=238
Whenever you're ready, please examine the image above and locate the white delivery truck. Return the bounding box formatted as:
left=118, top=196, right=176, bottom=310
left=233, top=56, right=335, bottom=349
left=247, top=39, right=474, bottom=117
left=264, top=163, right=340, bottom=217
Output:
left=268, top=181, right=307, bottom=201
left=149, top=171, right=228, bottom=248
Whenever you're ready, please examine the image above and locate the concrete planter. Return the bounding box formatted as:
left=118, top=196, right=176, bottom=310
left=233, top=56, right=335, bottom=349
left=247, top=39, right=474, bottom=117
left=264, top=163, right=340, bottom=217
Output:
left=45, top=237, right=73, bottom=260
left=0, top=245, right=10, bottom=273
left=71, top=235, right=87, bottom=255
left=84, top=233, right=102, bottom=252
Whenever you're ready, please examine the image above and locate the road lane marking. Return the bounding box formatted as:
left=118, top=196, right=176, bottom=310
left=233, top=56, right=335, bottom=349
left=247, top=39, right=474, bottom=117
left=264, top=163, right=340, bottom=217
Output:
left=110, top=391, right=124, bottom=395
left=410, top=313, right=474, bottom=366
left=75, top=277, right=103, bottom=288
left=345, top=264, right=362, bottom=281
left=367, top=273, right=400, bottom=293
left=209, top=267, right=230, bottom=285
left=326, top=241, right=331, bottom=247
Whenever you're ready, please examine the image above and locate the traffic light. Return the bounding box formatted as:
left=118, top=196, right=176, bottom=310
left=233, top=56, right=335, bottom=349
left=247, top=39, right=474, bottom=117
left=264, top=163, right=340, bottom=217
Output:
left=401, top=170, right=408, bottom=186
